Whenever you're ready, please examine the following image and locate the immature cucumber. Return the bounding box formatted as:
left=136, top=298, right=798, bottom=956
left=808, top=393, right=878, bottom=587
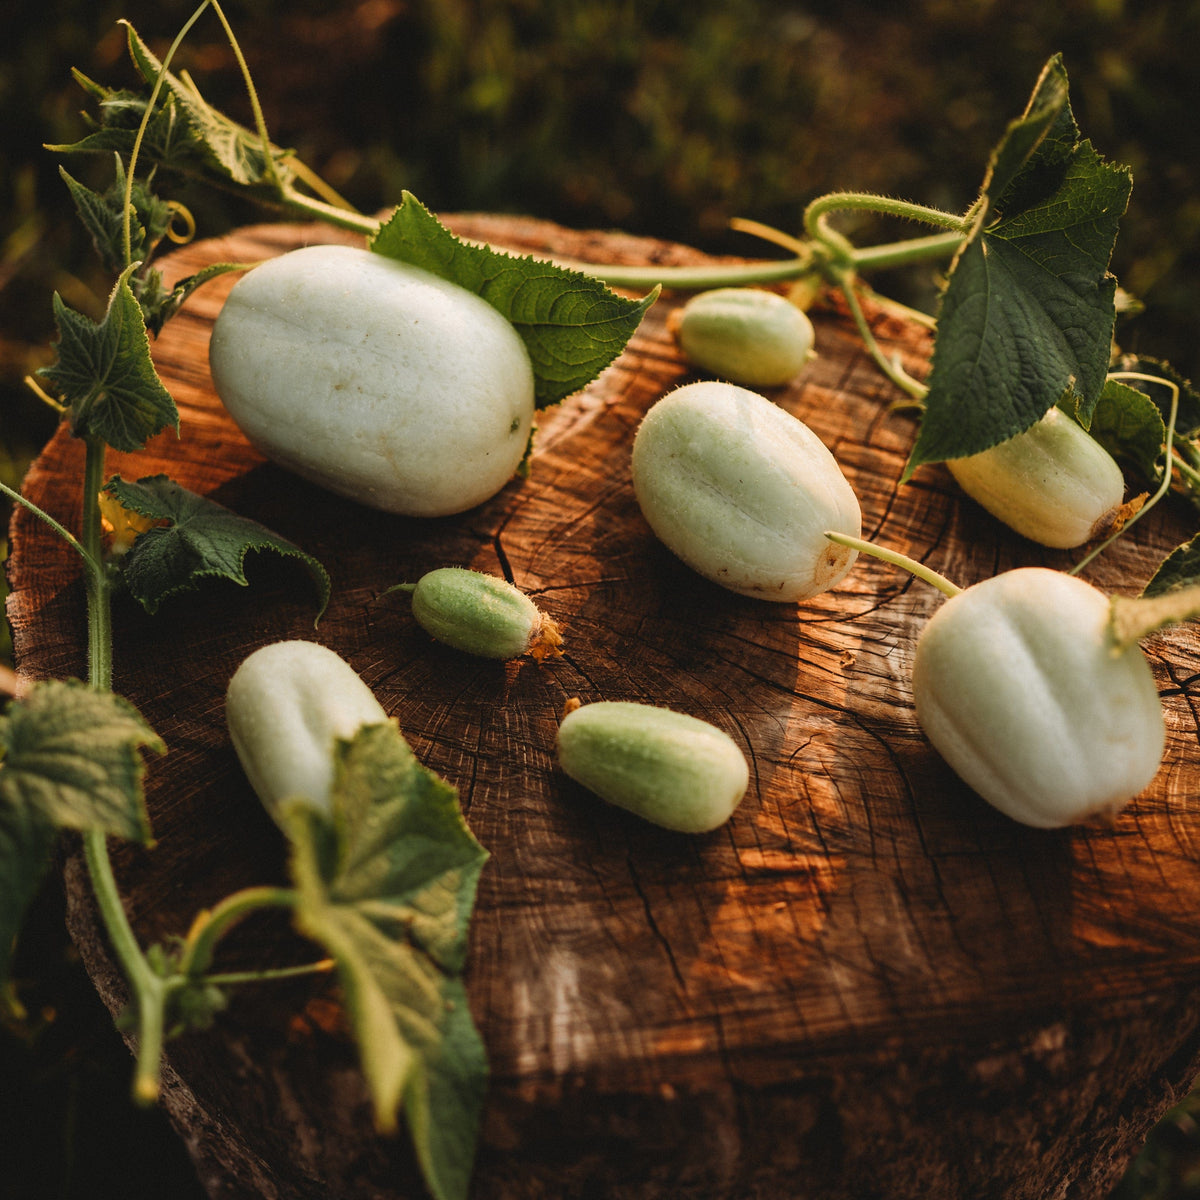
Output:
left=672, top=287, right=814, bottom=387
left=397, top=566, right=563, bottom=661
left=946, top=408, right=1126, bottom=549
left=631, top=380, right=861, bottom=601
left=556, top=699, right=749, bottom=833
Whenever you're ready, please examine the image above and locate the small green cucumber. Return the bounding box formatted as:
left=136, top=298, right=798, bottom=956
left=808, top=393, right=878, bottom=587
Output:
left=398, top=566, right=563, bottom=661
left=556, top=699, right=749, bottom=833
left=672, top=287, right=814, bottom=387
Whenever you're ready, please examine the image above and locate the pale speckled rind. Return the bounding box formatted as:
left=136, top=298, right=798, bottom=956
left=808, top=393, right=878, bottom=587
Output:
left=630, top=380, right=861, bottom=601
left=209, top=244, right=535, bottom=517
left=225, top=640, right=389, bottom=823
left=912, top=568, right=1165, bottom=828
left=946, top=407, right=1125, bottom=549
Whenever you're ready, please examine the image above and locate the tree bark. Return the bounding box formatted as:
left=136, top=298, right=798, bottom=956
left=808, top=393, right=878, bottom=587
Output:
left=8, top=215, right=1200, bottom=1199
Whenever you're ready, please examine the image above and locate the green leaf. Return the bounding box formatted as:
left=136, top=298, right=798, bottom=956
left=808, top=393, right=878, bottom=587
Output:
left=50, top=29, right=296, bottom=199
left=122, top=22, right=296, bottom=194
left=0, top=680, right=161, bottom=844
left=104, top=475, right=331, bottom=617
left=371, top=193, right=658, bottom=408
left=48, top=78, right=194, bottom=171
left=906, top=56, right=1132, bottom=477
left=0, top=796, right=58, bottom=998
left=1111, top=354, right=1200, bottom=440
left=38, top=264, right=179, bottom=452
left=1143, top=534, right=1200, bottom=600
left=281, top=722, right=489, bottom=1200
left=59, top=158, right=173, bottom=277
left=138, top=261, right=247, bottom=337
left=1087, top=377, right=1167, bottom=484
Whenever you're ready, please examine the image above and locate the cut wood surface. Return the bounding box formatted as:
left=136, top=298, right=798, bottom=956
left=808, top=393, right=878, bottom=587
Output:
left=8, top=215, right=1200, bottom=1200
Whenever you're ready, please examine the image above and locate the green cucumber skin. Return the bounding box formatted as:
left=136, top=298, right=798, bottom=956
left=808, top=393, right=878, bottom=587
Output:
left=557, top=700, right=749, bottom=833
left=676, top=288, right=814, bottom=388
left=411, top=567, right=541, bottom=660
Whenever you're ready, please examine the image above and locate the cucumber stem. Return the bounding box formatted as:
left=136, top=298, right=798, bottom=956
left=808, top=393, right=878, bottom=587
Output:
left=79, top=435, right=167, bottom=1103
left=202, top=959, right=335, bottom=988
left=830, top=269, right=929, bottom=402
left=804, top=191, right=972, bottom=243
left=825, top=531, right=963, bottom=598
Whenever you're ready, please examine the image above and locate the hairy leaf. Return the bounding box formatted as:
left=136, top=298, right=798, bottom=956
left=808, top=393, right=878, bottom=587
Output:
left=59, top=158, right=173, bottom=276
left=0, top=680, right=161, bottom=844
left=282, top=722, right=488, bottom=1200
left=123, top=23, right=296, bottom=194
left=50, top=26, right=296, bottom=200
left=138, top=261, right=247, bottom=336
left=48, top=77, right=194, bottom=171
left=1111, top=354, right=1200, bottom=440
left=371, top=193, right=658, bottom=408
left=105, top=475, right=330, bottom=617
left=906, top=55, right=1132, bottom=477
left=39, top=265, right=179, bottom=452
left=1087, top=377, right=1167, bottom=485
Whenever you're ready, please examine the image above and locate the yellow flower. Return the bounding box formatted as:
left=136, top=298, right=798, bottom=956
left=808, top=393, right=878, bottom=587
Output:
left=98, top=491, right=163, bottom=555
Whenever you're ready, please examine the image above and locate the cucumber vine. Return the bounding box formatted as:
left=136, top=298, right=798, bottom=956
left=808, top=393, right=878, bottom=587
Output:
left=0, top=5, right=648, bottom=1199
left=3, top=7, right=1200, bottom=1200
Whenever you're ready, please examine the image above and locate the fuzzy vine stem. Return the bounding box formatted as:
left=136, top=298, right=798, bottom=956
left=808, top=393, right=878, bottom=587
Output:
left=83, top=829, right=168, bottom=1103
left=825, top=531, right=963, bottom=598
left=1172, top=448, right=1200, bottom=491
left=122, top=2, right=212, bottom=268
left=803, top=191, right=972, bottom=251
left=208, top=0, right=286, bottom=193
left=829, top=266, right=930, bottom=403
left=76, top=432, right=171, bottom=1102
left=202, top=959, right=335, bottom=988
left=536, top=222, right=965, bottom=294
left=177, top=885, right=300, bottom=978
left=82, top=437, right=114, bottom=688
left=0, top=478, right=97, bottom=577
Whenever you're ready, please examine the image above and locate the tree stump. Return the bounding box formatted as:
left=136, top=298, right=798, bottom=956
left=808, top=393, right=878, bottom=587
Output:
left=8, top=216, right=1200, bottom=1199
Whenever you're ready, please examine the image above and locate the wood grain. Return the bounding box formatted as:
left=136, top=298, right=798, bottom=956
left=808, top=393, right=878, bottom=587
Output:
left=8, top=215, right=1200, bottom=1200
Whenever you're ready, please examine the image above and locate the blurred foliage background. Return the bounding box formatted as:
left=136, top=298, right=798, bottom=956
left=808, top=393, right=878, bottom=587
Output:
left=2, top=0, right=1199, bottom=1195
